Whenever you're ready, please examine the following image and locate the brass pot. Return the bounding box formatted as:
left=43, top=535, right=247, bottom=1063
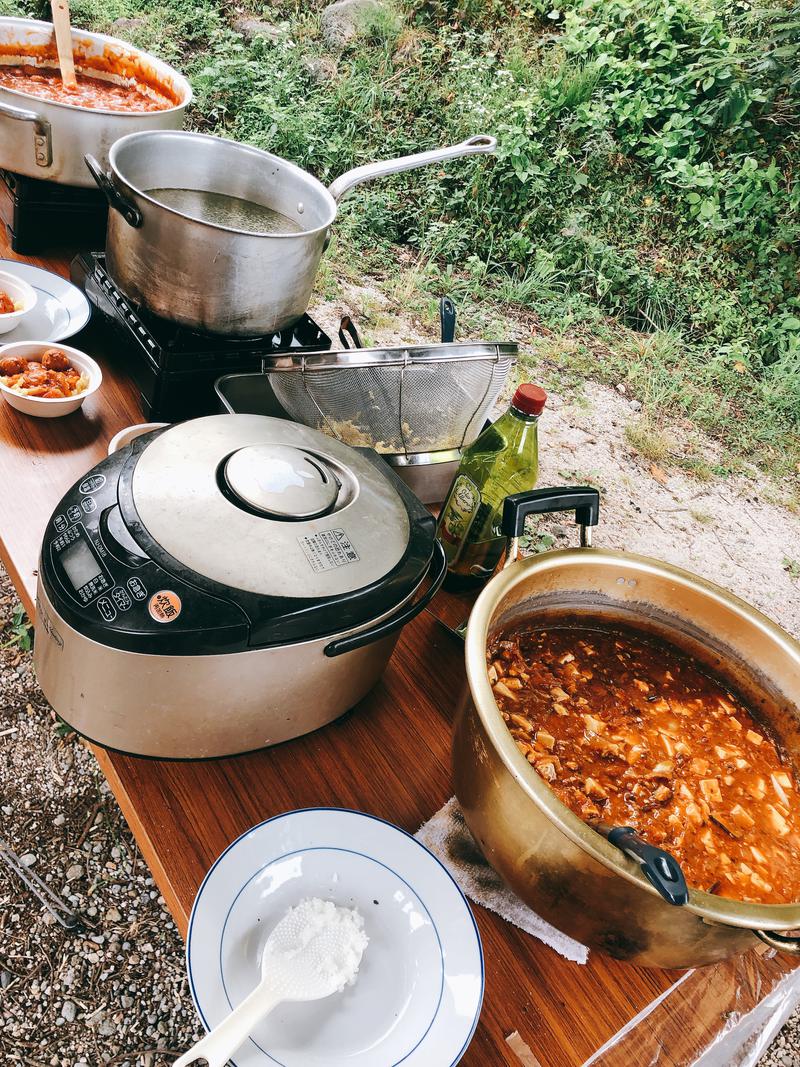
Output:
left=452, top=487, right=800, bottom=968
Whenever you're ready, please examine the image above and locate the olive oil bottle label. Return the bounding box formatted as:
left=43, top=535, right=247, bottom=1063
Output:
left=439, top=474, right=481, bottom=566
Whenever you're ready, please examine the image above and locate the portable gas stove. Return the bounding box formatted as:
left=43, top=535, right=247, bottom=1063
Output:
left=1, top=171, right=108, bottom=255
left=70, top=252, right=332, bottom=422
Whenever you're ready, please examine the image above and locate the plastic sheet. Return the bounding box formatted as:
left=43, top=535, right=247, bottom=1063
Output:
left=582, top=945, right=800, bottom=1067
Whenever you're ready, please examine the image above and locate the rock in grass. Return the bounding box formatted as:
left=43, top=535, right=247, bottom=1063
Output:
left=302, top=55, right=338, bottom=84
left=111, top=17, right=146, bottom=35
left=321, top=0, right=390, bottom=50
left=233, top=16, right=283, bottom=41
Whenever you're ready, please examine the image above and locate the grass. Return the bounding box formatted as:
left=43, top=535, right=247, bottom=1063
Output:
left=624, top=419, right=674, bottom=464
left=3, top=0, right=799, bottom=482
left=0, top=604, right=33, bottom=651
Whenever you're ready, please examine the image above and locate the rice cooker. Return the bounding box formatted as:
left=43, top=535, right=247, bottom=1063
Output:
left=34, top=415, right=445, bottom=758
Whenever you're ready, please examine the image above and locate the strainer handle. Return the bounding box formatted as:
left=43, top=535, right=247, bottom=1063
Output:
left=327, top=135, right=497, bottom=202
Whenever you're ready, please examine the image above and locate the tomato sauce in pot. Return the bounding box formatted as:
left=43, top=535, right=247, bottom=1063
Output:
left=0, top=63, right=173, bottom=111
left=489, top=620, right=800, bottom=905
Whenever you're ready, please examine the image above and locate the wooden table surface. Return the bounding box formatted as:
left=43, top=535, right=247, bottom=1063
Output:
left=0, top=231, right=760, bottom=1066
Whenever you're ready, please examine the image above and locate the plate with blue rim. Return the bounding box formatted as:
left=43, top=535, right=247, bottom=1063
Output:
left=0, top=260, right=91, bottom=343
left=186, top=807, right=484, bottom=1067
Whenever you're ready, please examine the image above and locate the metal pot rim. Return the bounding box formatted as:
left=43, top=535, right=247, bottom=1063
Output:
left=108, top=129, right=337, bottom=238
left=0, top=17, right=193, bottom=117
left=465, top=544, right=800, bottom=930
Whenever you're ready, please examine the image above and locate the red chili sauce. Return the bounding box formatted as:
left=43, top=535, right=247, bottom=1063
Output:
left=489, top=620, right=800, bottom=905
left=0, top=63, right=173, bottom=111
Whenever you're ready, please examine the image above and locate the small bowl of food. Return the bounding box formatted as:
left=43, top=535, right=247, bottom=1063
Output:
left=0, top=342, right=101, bottom=417
left=0, top=271, right=37, bottom=335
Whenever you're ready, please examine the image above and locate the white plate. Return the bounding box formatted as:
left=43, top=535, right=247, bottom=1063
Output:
left=0, top=260, right=91, bottom=343
left=187, top=808, right=484, bottom=1067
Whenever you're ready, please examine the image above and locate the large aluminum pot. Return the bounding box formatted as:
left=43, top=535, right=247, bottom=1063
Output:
left=0, top=17, right=191, bottom=188
left=86, top=130, right=496, bottom=336
left=453, top=486, right=800, bottom=968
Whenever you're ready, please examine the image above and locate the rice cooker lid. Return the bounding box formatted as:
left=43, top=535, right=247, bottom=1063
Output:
left=113, top=415, right=435, bottom=647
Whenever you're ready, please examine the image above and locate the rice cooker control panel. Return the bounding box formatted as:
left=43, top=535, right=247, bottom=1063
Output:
left=41, top=439, right=250, bottom=655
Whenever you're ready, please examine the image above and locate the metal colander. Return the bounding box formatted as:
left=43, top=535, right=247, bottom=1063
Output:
left=264, top=342, right=517, bottom=457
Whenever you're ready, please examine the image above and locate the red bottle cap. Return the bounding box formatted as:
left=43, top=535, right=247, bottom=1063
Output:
left=511, top=383, right=547, bottom=416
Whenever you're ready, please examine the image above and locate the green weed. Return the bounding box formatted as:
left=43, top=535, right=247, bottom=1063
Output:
left=3, top=0, right=799, bottom=477
left=1, top=604, right=33, bottom=651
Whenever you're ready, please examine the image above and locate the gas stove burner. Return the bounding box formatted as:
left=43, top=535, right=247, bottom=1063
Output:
left=0, top=171, right=107, bottom=255
left=70, top=252, right=332, bottom=422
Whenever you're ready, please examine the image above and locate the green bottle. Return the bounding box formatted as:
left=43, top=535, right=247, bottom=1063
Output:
left=437, top=383, right=547, bottom=589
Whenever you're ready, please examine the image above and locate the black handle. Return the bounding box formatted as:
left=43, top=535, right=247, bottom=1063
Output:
left=502, top=486, right=600, bottom=539
left=439, top=297, right=456, bottom=343
left=338, top=315, right=363, bottom=350
left=84, top=154, right=143, bottom=228
left=607, top=826, right=689, bottom=906
left=324, top=540, right=446, bottom=657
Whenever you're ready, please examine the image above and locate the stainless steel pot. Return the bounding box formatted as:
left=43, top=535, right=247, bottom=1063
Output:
left=0, top=18, right=191, bottom=187
left=86, top=130, right=496, bottom=336
left=453, top=487, right=800, bottom=968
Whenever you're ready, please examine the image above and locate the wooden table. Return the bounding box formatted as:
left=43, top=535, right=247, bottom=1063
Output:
left=0, top=232, right=782, bottom=1066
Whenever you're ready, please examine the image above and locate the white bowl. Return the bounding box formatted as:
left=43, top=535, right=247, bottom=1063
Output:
left=0, top=271, right=38, bottom=335
left=107, top=422, right=169, bottom=455
left=0, top=341, right=102, bottom=417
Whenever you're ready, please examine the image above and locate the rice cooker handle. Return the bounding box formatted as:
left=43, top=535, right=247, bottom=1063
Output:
left=501, top=486, right=600, bottom=567
left=323, top=540, right=447, bottom=657
left=754, top=930, right=800, bottom=955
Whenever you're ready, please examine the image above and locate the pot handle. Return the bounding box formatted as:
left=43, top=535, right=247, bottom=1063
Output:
left=323, top=540, right=447, bottom=657
left=605, top=826, right=689, bottom=906
left=0, top=100, right=52, bottom=168
left=84, top=154, right=143, bottom=228
left=327, top=134, right=497, bottom=203
left=501, top=486, right=601, bottom=567
left=754, top=930, right=800, bottom=955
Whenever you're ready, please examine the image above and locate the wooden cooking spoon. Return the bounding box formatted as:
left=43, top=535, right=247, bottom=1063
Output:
left=50, top=0, right=78, bottom=90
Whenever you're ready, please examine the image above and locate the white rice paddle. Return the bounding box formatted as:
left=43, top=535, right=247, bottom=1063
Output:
left=174, top=899, right=368, bottom=1067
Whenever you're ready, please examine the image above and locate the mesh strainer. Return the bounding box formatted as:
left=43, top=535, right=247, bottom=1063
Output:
left=264, top=340, right=516, bottom=458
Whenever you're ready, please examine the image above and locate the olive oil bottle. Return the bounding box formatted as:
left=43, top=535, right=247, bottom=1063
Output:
left=437, top=384, right=547, bottom=589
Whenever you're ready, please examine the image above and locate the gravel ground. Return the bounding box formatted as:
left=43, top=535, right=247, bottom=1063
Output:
left=0, top=581, right=202, bottom=1065
left=2, top=359, right=800, bottom=1063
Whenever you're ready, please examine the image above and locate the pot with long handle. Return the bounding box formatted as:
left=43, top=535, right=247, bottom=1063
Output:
left=0, top=18, right=191, bottom=187
left=86, top=130, right=496, bottom=336
left=453, top=486, right=800, bottom=968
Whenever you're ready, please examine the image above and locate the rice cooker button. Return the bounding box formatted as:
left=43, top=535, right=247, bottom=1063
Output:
left=67, top=505, right=82, bottom=524
left=54, top=514, right=68, bottom=532
left=79, top=474, right=106, bottom=495
left=148, top=590, right=182, bottom=624
left=111, top=586, right=132, bottom=612
left=81, top=497, right=97, bottom=514
left=97, top=597, right=116, bottom=623
left=126, top=577, right=147, bottom=602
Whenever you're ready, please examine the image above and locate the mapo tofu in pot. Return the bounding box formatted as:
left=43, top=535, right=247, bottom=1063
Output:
left=488, top=620, right=800, bottom=905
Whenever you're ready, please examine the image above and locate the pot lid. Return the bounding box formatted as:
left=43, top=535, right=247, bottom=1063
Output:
left=128, top=415, right=413, bottom=600
left=223, top=444, right=339, bottom=520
